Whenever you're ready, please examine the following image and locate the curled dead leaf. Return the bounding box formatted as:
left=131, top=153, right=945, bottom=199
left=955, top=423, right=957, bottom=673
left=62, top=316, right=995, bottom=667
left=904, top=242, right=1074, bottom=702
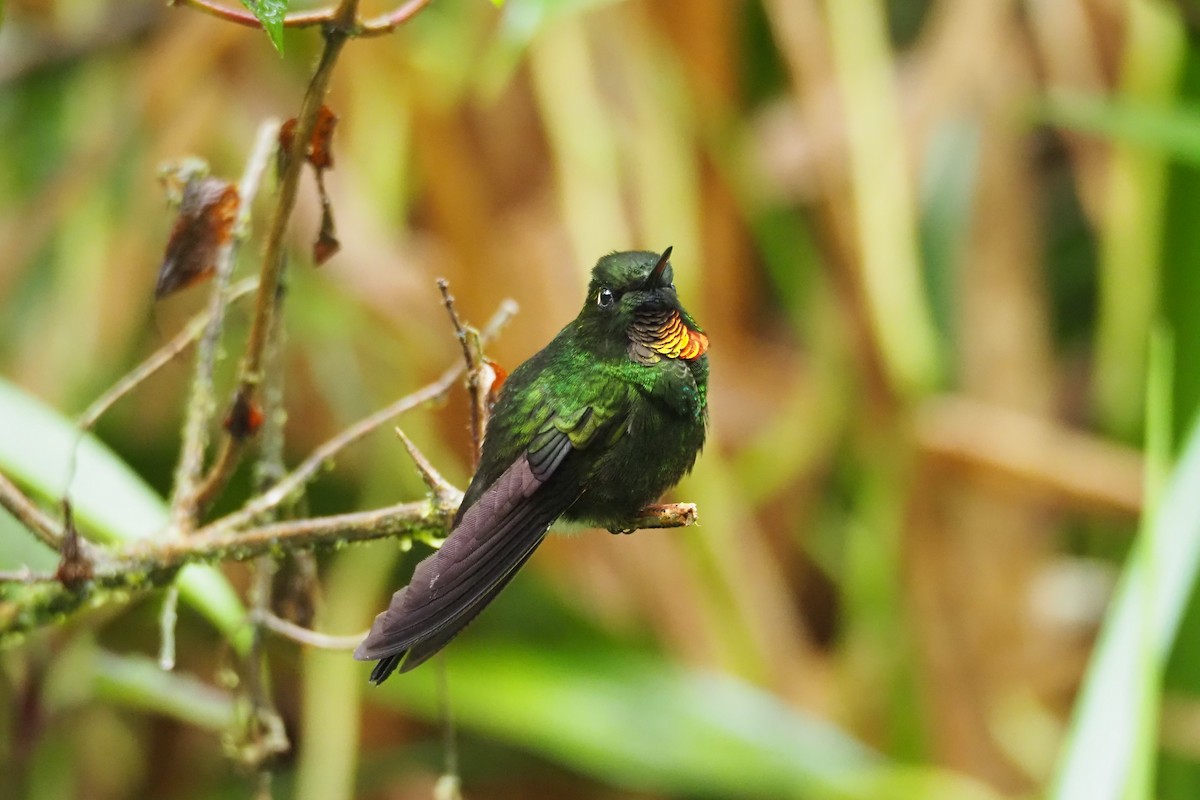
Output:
left=155, top=175, right=240, bottom=299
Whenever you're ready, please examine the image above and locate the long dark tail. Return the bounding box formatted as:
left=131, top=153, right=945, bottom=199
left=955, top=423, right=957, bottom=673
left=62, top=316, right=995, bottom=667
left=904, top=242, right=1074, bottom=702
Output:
left=355, top=452, right=575, bottom=682
left=366, top=543, right=541, bottom=682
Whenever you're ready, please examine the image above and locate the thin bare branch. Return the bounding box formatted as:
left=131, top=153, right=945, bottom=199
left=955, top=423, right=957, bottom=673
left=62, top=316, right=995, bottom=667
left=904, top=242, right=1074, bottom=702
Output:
left=437, top=278, right=486, bottom=467
left=395, top=427, right=459, bottom=505
left=256, top=610, right=365, bottom=651
left=0, top=471, right=64, bottom=551
left=77, top=279, right=258, bottom=431
left=234, top=122, right=281, bottom=238
left=173, top=0, right=331, bottom=30
left=359, top=0, right=437, bottom=36
left=174, top=0, right=434, bottom=38
left=480, top=298, right=521, bottom=341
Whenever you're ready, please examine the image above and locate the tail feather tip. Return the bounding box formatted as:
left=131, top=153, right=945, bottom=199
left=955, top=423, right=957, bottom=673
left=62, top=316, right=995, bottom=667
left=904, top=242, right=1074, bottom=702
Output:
left=368, top=653, right=403, bottom=685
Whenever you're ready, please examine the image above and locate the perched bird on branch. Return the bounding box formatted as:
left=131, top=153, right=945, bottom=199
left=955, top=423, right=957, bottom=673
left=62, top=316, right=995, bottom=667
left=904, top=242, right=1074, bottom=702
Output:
left=355, top=248, right=709, bottom=682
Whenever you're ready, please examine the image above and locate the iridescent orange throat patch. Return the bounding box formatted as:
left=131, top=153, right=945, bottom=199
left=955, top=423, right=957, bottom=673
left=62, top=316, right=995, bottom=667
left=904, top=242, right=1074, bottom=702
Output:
left=628, top=309, right=709, bottom=364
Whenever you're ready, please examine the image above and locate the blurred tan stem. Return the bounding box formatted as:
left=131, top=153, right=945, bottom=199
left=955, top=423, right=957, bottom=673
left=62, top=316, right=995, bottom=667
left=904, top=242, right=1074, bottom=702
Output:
left=823, top=0, right=940, bottom=396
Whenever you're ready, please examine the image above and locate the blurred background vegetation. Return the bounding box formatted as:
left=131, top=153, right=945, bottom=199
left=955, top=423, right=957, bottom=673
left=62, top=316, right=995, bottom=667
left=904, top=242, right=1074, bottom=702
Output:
left=4, top=0, right=1200, bottom=798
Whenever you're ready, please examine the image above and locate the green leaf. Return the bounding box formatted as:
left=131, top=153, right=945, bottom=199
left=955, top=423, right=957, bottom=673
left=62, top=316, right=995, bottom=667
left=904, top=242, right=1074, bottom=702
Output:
left=240, top=0, right=288, bottom=54
left=378, top=644, right=998, bottom=800
left=0, top=377, right=248, bottom=652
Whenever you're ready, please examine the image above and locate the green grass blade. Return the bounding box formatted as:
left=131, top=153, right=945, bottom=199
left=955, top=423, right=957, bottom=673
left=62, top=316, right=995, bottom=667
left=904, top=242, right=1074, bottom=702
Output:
left=1126, top=326, right=1171, bottom=799
left=1051, top=330, right=1200, bottom=800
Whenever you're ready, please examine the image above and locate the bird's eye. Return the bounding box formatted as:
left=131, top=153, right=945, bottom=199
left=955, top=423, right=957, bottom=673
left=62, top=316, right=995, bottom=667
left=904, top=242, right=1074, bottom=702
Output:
left=597, top=288, right=615, bottom=308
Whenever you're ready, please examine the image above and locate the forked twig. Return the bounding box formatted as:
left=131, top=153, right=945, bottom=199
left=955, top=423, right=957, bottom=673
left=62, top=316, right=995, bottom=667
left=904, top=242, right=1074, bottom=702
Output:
left=202, top=300, right=516, bottom=537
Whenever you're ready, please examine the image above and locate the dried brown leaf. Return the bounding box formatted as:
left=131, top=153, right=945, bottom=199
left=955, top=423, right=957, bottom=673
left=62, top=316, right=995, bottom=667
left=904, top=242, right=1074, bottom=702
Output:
left=155, top=177, right=240, bottom=299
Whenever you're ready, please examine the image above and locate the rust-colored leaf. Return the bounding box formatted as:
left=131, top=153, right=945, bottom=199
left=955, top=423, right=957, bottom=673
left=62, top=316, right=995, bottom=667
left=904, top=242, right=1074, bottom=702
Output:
left=309, top=105, right=337, bottom=170
left=155, top=176, right=240, bottom=299
left=223, top=388, right=265, bottom=441
left=279, top=105, right=337, bottom=169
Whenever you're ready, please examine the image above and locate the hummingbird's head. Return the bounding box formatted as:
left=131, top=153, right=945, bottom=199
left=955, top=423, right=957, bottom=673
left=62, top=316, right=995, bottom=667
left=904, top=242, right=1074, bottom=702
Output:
left=578, top=248, right=708, bottom=364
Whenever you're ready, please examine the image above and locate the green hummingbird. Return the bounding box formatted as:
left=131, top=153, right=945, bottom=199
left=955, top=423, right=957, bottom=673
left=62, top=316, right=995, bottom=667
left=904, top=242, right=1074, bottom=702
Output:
left=355, top=248, right=709, bottom=682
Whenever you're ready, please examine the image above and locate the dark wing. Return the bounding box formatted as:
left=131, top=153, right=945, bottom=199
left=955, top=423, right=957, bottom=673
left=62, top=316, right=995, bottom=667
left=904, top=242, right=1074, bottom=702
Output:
left=354, top=410, right=594, bottom=682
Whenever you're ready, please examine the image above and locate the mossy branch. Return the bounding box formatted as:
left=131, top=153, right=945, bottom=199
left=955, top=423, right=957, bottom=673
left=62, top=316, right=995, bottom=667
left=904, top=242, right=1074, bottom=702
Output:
left=0, top=492, right=697, bottom=639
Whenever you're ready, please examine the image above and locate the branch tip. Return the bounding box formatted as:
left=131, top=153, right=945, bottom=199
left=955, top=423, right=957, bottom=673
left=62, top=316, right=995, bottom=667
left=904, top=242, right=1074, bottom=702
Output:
left=394, top=427, right=460, bottom=507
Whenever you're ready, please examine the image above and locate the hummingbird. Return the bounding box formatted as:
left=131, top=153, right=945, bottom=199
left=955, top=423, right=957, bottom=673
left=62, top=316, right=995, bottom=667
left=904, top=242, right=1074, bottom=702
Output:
left=355, top=248, right=709, bottom=682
